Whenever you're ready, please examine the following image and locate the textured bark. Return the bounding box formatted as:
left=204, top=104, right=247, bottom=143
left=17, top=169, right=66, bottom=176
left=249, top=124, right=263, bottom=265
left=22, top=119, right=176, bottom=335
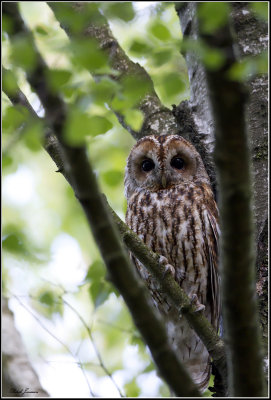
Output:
left=2, top=297, right=49, bottom=398
left=176, top=2, right=268, bottom=361
left=175, top=2, right=268, bottom=397
left=174, top=3, right=217, bottom=198
left=230, top=2, right=268, bottom=357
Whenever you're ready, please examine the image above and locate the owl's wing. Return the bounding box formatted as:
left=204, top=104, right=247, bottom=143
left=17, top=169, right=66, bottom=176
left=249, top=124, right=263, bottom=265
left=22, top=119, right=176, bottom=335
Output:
left=206, top=209, right=221, bottom=332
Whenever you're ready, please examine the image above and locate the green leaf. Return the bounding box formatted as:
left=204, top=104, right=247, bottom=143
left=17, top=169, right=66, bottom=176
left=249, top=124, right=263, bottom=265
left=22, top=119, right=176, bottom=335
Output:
left=89, top=281, right=111, bottom=309
left=2, top=224, right=49, bottom=264
left=124, top=377, right=140, bottom=397
left=35, top=25, right=49, bottom=36
left=88, top=115, right=113, bottom=136
left=130, top=331, right=144, bottom=350
left=123, top=109, right=144, bottom=132
left=149, top=21, right=171, bottom=41
left=39, top=290, right=55, bottom=307
left=228, top=52, right=268, bottom=81
left=198, top=2, right=230, bottom=34
left=85, top=260, right=106, bottom=282
left=2, top=233, right=24, bottom=254
left=2, top=154, right=13, bottom=169
left=202, top=48, right=225, bottom=70
left=64, top=110, right=113, bottom=145
left=90, top=77, right=121, bottom=105
left=203, top=374, right=214, bottom=396
left=102, top=170, right=123, bottom=187
left=69, top=38, right=108, bottom=72
left=181, top=38, right=225, bottom=71
left=152, top=49, right=174, bottom=67
left=2, top=105, right=29, bottom=134
left=10, top=34, right=37, bottom=72
left=2, top=15, right=13, bottom=34
left=128, top=40, right=152, bottom=55
left=23, top=118, right=43, bottom=152
left=161, top=73, right=186, bottom=97
left=34, top=288, right=63, bottom=318
left=102, top=2, right=135, bottom=22
left=142, top=361, right=156, bottom=373
left=46, top=69, right=72, bottom=93
left=2, top=69, right=18, bottom=96
left=52, top=3, right=104, bottom=35
left=181, top=38, right=204, bottom=57
left=112, top=76, right=152, bottom=111
left=251, top=2, right=268, bottom=21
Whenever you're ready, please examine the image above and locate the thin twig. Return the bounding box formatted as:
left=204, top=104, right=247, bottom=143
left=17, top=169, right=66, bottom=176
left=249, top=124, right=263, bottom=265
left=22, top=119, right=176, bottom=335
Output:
left=62, top=298, right=125, bottom=398
left=11, top=293, right=96, bottom=397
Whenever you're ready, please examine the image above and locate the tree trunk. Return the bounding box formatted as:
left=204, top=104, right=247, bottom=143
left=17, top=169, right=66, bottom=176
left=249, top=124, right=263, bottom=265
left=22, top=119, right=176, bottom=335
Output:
left=173, top=2, right=217, bottom=197
left=2, top=297, right=49, bottom=397
left=230, top=2, right=268, bottom=359
left=175, top=0, right=268, bottom=360
left=175, top=1, right=268, bottom=394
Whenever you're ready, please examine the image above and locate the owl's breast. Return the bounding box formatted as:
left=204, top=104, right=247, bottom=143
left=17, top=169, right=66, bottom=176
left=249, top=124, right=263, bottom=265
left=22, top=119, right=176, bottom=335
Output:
left=126, top=185, right=213, bottom=299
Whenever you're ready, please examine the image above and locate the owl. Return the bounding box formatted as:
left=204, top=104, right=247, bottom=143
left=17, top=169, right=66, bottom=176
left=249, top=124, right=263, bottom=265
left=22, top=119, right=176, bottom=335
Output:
left=124, top=134, right=220, bottom=392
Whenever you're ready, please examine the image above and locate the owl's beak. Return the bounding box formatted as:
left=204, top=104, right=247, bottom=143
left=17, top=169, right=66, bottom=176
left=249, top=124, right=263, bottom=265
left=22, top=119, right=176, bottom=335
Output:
left=161, top=175, right=167, bottom=188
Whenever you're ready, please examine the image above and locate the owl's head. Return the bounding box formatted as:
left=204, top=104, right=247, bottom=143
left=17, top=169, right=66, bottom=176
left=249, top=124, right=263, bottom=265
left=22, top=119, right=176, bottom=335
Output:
left=125, top=134, right=210, bottom=199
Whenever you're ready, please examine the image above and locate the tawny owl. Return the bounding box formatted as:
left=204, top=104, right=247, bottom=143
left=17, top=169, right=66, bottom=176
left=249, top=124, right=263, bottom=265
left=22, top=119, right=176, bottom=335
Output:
left=124, top=134, right=220, bottom=392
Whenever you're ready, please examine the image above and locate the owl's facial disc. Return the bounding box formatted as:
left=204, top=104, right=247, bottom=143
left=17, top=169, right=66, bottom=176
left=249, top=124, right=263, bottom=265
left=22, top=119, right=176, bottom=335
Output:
left=125, top=135, right=209, bottom=197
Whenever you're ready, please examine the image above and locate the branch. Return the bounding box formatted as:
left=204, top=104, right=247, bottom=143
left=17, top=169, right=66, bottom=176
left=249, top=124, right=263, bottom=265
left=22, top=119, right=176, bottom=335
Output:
left=3, top=3, right=200, bottom=396
left=106, top=197, right=227, bottom=384
left=47, top=2, right=179, bottom=139
left=195, top=3, right=266, bottom=397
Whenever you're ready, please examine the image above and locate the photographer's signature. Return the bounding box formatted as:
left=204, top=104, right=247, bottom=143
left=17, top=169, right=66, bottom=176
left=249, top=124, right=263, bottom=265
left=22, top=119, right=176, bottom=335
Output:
left=9, top=387, right=39, bottom=395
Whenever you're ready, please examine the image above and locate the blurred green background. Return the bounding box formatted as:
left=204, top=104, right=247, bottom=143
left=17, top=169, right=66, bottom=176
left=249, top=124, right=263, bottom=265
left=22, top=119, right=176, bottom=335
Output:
left=2, top=1, right=267, bottom=397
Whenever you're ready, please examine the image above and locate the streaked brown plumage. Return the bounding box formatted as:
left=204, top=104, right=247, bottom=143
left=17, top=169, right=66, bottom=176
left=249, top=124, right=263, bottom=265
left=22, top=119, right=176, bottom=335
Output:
left=125, top=134, right=220, bottom=392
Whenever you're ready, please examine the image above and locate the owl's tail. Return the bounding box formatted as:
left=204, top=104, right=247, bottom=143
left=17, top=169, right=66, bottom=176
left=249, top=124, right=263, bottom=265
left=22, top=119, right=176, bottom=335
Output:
left=168, top=318, right=212, bottom=393
left=185, top=353, right=211, bottom=393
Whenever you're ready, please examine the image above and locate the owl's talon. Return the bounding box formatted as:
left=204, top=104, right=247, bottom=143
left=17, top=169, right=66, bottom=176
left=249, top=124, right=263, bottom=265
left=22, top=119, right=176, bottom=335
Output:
left=190, top=294, right=205, bottom=312
left=163, top=264, right=175, bottom=278
left=159, top=256, right=175, bottom=279
left=159, top=255, right=168, bottom=266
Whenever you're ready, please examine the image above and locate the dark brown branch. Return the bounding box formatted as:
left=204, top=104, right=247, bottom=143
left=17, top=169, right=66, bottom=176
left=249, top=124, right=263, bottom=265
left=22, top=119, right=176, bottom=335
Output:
left=196, top=4, right=266, bottom=397
left=3, top=3, right=201, bottom=396
left=47, top=2, right=179, bottom=139
left=106, top=198, right=227, bottom=383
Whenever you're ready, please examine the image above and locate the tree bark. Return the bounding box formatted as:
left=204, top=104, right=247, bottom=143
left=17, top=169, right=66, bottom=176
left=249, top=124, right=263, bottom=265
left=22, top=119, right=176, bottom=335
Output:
left=174, top=3, right=217, bottom=198
left=230, top=2, right=268, bottom=358
left=2, top=297, right=49, bottom=398
left=175, top=2, right=267, bottom=397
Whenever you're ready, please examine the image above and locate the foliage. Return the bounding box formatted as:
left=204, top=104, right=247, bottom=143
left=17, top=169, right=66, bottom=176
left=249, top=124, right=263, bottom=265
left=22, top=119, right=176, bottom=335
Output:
left=2, top=1, right=267, bottom=397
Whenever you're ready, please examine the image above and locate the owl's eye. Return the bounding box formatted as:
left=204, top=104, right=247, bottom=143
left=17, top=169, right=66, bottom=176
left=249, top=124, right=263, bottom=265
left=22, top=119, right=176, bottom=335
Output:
left=171, top=156, right=185, bottom=170
left=141, top=159, right=155, bottom=172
